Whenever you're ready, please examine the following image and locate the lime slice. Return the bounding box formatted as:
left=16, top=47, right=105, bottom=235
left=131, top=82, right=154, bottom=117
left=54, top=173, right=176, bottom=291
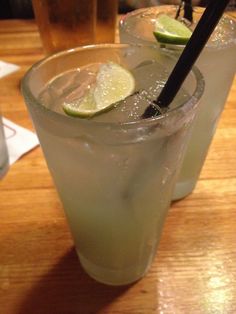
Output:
left=62, top=62, right=135, bottom=118
left=153, top=14, right=192, bottom=45
left=62, top=88, right=97, bottom=118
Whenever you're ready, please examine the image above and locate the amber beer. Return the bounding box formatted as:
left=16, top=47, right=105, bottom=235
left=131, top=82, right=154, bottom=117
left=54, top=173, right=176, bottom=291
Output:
left=96, top=0, right=118, bottom=43
left=32, top=0, right=96, bottom=54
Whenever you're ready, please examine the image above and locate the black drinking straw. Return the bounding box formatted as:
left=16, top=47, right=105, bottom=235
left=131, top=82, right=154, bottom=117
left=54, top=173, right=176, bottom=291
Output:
left=142, top=0, right=231, bottom=119
left=176, top=0, right=193, bottom=22
left=183, top=0, right=193, bottom=23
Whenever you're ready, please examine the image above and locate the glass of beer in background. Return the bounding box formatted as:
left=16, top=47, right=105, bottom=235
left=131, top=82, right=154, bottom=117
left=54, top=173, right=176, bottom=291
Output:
left=96, top=0, right=118, bottom=43
left=32, top=0, right=96, bottom=54
left=32, top=0, right=118, bottom=54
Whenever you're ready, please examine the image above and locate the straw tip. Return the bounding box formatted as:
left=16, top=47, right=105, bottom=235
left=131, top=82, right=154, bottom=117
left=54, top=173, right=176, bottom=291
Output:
left=141, top=103, right=162, bottom=119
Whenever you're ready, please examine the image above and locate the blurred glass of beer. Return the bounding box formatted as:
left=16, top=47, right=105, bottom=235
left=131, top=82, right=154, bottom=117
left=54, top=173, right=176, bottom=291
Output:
left=96, top=0, right=118, bottom=43
left=32, top=0, right=96, bottom=54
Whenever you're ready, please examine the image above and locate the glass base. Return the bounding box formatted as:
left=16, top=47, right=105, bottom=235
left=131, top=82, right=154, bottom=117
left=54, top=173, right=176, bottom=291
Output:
left=77, top=250, right=147, bottom=286
left=172, top=179, right=197, bottom=201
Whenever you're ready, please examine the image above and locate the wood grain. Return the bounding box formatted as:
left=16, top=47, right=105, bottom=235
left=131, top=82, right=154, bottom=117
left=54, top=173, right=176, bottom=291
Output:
left=0, top=17, right=236, bottom=314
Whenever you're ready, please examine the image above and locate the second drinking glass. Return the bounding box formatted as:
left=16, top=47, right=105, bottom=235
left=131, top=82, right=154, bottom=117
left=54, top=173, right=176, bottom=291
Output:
left=120, top=5, right=236, bottom=199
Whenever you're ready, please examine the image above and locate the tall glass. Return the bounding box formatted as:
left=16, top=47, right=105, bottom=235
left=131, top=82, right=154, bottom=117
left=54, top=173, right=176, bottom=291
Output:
left=32, top=0, right=96, bottom=54
left=120, top=6, right=236, bottom=199
left=21, top=44, right=204, bottom=285
left=96, top=0, right=118, bottom=43
left=0, top=115, right=9, bottom=179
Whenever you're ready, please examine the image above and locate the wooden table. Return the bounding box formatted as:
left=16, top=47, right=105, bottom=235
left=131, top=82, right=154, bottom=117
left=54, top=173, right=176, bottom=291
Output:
left=0, top=18, right=236, bottom=314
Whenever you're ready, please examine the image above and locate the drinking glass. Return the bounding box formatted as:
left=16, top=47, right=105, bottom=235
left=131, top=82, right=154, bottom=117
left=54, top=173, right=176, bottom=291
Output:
left=21, top=44, right=204, bottom=285
left=120, top=6, right=236, bottom=199
left=96, top=0, right=118, bottom=43
left=32, top=0, right=96, bottom=54
left=0, top=115, right=9, bottom=179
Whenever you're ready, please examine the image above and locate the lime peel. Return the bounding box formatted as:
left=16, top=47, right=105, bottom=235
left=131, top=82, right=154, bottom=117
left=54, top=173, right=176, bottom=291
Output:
left=62, top=62, right=135, bottom=118
left=153, top=14, right=192, bottom=45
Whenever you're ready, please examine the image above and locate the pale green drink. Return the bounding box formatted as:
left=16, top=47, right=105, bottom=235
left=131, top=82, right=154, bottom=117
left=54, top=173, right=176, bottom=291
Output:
left=21, top=44, right=204, bottom=285
left=120, top=6, right=236, bottom=199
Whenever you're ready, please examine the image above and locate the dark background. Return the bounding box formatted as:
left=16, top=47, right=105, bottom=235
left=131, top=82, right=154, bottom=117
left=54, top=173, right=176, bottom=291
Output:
left=0, top=0, right=235, bottom=19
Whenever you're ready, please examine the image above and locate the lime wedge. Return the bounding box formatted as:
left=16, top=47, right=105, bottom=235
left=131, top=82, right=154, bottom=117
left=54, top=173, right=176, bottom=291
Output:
left=62, top=62, right=135, bottom=118
left=153, top=14, right=192, bottom=45
left=62, top=88, right=97, bottom=118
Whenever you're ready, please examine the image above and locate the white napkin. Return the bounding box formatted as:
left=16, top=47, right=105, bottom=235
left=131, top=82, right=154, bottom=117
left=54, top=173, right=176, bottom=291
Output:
left=3, top=118, right=39, bottom=165
left=0, top=60, right=20, bottom=78
left=0, top=61, right=39, bottom=165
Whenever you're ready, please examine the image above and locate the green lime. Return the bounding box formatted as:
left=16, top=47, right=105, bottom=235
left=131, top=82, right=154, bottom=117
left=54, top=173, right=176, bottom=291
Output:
left=153, top=14, right=192, bottom=45
left=62, top=88, right=97, bottom=118
left=62, top=62, right=135, bottom=118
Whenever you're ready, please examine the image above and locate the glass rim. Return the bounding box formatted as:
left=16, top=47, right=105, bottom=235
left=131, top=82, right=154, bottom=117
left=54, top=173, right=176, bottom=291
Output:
left=119, top=5, right=236, bottom=50
left=21, top=43, right=204, bottom=129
